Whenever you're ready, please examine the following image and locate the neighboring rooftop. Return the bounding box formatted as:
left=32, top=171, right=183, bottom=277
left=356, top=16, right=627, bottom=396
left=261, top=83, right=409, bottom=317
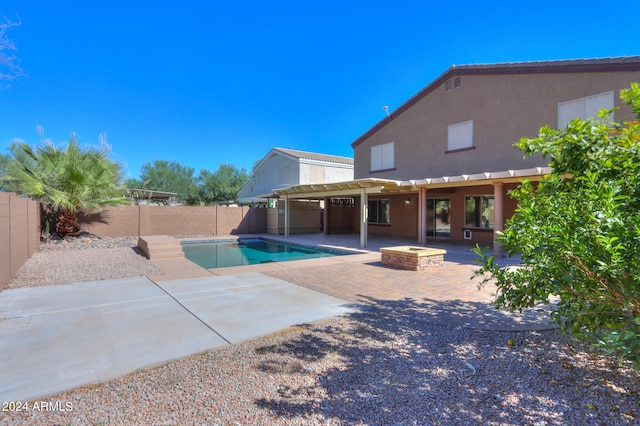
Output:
left=273, top=147, right=354, bottom=165
left=125, top=188, right=179, bottom=205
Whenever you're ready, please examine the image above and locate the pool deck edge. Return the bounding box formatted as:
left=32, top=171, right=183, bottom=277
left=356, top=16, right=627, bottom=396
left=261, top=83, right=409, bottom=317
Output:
left=145, top=234, right=381, bottom=281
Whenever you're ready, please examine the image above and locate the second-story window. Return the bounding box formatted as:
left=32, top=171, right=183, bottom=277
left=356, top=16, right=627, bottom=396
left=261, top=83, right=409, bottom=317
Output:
left=447, top=120, right=474, bottom=152
left=371, top=141, right=394, bottom=172
left=557, top=91, right=614, bottom=128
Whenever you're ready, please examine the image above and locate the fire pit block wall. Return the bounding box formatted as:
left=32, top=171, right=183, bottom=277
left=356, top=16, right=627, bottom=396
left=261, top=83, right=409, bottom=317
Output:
left=380, top=246, right=446, bottom=271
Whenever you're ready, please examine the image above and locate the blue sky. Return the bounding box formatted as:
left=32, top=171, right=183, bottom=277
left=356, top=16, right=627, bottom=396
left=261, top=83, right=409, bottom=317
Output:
left=1, top=1, right=638, bottom=181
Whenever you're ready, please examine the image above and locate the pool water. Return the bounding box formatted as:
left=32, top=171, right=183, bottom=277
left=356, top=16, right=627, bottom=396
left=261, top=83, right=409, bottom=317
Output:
left=181, top=238, right=347, bottom=269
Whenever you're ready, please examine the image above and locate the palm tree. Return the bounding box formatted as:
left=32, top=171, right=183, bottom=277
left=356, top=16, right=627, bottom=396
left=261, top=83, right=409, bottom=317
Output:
left=1, top=136, right=128, bottom=237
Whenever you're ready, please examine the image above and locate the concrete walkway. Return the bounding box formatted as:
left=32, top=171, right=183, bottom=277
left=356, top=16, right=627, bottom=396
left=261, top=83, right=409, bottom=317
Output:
left=0, top=273, right=353, bottom=402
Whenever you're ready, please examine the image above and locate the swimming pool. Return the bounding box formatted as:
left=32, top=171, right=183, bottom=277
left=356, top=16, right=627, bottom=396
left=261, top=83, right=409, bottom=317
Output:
left=181, top=238, right=348, bottom=269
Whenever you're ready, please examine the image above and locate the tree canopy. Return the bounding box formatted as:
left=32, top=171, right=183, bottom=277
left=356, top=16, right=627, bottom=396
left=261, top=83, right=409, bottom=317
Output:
left=128, top=161, right=249, bottom=205
left=0, top=17, right=24, bottom=88
left=0, top=151, right=12, bottom=189
left=475, top=83, right=640, bottom=369
left=198, top=163, right=249, bottom=203
left=137, top=160, right=199, bottom=204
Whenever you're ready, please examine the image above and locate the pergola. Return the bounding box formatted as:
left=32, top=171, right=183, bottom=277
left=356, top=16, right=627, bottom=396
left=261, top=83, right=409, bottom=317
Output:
left=271, top=178, right=405, bottom=249
left=269, top=167, right=552, bottom=252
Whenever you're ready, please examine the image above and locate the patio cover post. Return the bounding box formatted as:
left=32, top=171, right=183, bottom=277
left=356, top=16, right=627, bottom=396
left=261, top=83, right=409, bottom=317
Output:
left=284, top=193, right=290, bottom=237
left=323, top=197, right=329, bottom=234
left=360, top=188, right=368, bottom=248
left=493, top=182, right=504, bottom=257
left=418, top=188, right=427, bottom=245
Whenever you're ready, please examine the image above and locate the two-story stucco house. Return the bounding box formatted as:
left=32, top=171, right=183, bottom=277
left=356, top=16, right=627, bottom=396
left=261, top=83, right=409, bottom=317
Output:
left=271, top=56, right=640, bottom=253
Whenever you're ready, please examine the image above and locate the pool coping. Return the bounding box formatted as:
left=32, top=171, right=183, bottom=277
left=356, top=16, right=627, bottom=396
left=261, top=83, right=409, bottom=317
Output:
left=145, top=235, right=379, bottom=282
left=181, top=235, right=360, bottom=255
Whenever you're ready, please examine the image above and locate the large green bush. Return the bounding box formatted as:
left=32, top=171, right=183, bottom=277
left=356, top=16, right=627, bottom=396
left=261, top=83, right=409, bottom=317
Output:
left=475, top=83, right=640, bottom=369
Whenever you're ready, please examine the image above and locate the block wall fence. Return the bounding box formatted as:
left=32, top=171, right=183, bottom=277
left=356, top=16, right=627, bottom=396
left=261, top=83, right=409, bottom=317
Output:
left=1, top=201, right=268, bottom=291
left=78, top=205, right=268, bottom=237
left=0, top=193, right=40, bottom=291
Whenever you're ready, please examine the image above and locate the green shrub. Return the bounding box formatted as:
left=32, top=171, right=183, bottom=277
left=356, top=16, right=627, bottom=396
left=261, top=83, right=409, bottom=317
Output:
left=475, top=83, right=640, bottom=370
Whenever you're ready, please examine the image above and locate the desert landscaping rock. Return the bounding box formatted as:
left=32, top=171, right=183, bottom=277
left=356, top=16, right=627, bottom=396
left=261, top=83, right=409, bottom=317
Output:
left=6, top=234, right=162, bottom=289
left=2, top=236, right=639, bottom=425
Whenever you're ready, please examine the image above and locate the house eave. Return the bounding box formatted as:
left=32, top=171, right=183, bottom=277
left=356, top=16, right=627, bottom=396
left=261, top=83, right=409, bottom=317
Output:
left=351, top=56, right=640, bottom=149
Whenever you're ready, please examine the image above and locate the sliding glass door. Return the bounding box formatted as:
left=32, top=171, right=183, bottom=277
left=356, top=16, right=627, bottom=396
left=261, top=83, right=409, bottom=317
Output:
left=426, top=198, right=451, bottom=238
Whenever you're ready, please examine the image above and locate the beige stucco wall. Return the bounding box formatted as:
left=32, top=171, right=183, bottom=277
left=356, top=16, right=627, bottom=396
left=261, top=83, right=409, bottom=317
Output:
left=354, top=71, right=640, bottom=180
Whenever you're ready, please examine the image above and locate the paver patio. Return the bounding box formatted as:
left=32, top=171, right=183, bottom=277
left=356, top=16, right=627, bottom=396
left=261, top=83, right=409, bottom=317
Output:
left=178, top=234, right=555, bottom=331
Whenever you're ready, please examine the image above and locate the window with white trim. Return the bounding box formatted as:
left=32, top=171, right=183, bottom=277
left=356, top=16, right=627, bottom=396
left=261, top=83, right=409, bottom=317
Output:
left=368, top=199, right=390, bottom=224
left=557, top=91, right=614, bottom=128
left=447, top=120, right=473, bottom=152
left=371, top=142, right=394, bottom=171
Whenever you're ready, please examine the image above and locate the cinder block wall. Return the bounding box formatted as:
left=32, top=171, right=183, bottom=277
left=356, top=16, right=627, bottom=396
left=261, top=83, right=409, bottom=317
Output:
left=79, top=207, right=139, bottom=237
left=1, top=203, right=267, bottom=291
left=78, top=205, right=267, bottom=237
left=0, top=193, right=40, bottom=291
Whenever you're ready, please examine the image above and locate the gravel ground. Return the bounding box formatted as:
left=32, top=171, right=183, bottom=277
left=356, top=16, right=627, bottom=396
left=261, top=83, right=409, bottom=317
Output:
left=5, top=233, right=163, bottom=289
left=2, top=235, right=639, bottom=425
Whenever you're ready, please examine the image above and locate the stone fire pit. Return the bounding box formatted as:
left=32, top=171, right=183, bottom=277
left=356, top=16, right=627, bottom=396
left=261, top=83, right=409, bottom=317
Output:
left=380, top=246, right=446, bottom=271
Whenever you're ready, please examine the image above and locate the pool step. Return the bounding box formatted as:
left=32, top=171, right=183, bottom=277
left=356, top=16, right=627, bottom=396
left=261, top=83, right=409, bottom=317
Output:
left=138, top=235, right=185, bottom=260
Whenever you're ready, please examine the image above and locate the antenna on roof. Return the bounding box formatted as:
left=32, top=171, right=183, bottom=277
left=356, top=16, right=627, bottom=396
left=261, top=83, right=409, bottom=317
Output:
left=382, top=105, right=391, bottom=119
